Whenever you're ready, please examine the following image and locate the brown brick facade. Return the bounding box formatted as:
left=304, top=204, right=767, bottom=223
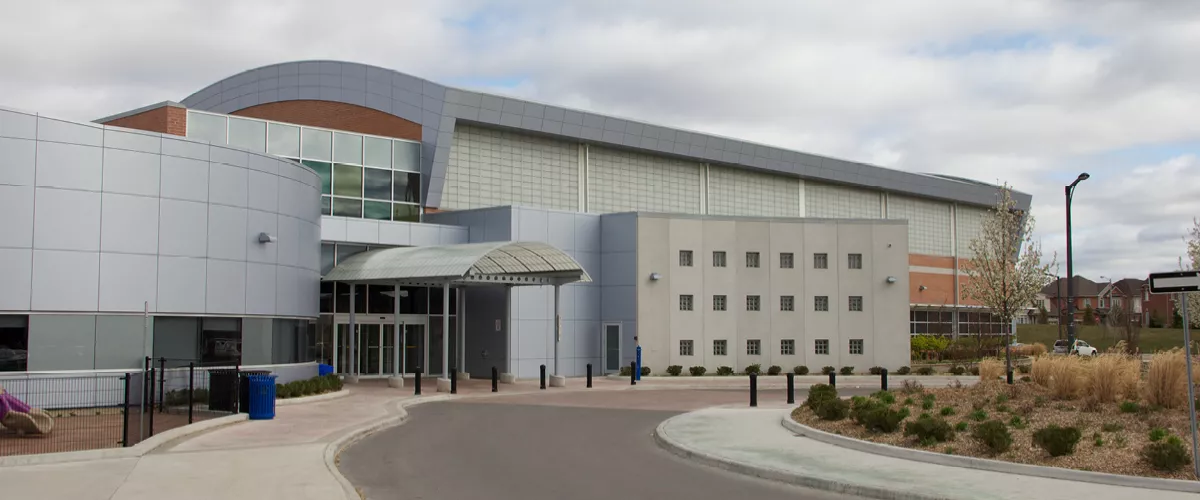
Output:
left=230, top=100, right=422, bottom=141
left=101, top=105, right=187, bottom=136
left=908, top=253, right=981, bottom=306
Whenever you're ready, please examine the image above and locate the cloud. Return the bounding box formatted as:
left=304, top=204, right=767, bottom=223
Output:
left=1, top=0, right=1197, bottom=280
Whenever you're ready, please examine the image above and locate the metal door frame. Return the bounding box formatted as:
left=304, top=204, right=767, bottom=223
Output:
left=602, top=322, right=622, bottom=374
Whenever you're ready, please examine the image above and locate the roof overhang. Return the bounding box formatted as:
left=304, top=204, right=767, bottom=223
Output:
left=321, top=241, right=591, bottom=287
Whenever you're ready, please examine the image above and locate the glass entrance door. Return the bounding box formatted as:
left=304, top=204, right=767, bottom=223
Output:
left=382, top=325, right=396, bottom=375
left=403, top=324, right=424, bottom=374
left=359, top=325, right=381, bottom=376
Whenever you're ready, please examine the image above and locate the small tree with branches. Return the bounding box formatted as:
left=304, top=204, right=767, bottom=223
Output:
left=1177, top=218, right=1200, bottom=329
left=962, top=184, right=1055, bottom=379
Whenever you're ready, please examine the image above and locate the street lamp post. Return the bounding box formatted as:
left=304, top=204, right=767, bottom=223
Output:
left=1065, top=172, right=1090, bottom=346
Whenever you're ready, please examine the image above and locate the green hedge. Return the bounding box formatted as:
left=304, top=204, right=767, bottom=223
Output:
left=276, top=374, right=344, bottom=399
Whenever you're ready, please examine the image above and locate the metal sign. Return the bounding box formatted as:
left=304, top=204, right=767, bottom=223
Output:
left=1149, top=271, right=1200, bottom=294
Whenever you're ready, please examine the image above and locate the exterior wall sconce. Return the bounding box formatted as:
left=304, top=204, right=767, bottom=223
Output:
left=886, top=276, right=897, bottom=284
left=919, top=285, right=928, bottom=291
left=650, top=273, right=662, bottom=281
left=258, top=232, right=276, bottom=244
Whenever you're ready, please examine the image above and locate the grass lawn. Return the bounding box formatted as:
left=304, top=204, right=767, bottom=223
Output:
left=1016, top=324, right=1186, bottom=353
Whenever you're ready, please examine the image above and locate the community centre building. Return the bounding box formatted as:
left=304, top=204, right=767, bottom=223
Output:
left=0, top=60, right=1030, bottom=382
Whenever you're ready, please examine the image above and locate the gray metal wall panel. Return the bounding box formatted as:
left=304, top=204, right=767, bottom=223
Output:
left=27, top=315, right=97, bottom=371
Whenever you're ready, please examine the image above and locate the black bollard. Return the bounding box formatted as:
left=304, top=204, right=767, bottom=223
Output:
left=587, top=363, right=593, bottom=388
left=749, top=373, right=758, bottom=407
left=491, top=366, right=498, bottom=392
left=415, top=366, right=422, bottom=395
left=1007, top=369, right=1014, bottom=385
left=881, top=368, right=889, bottom=391
left=786, top=372, right=795, bottom=404
left=829, top=371, right=836, bottom=388
left=630, top=361, right=637, bottom=386
left=540, top=364, right=547, bottom=390
left=451, top=368, right=458, bottom=394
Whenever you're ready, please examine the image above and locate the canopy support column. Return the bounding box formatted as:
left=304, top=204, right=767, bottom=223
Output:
left=347, top=284, right=358, bottom=383
left=438, top=281, right=452, bottom=392
left=550, top=283, right=565, bottom=387
left=389, top=283, right=403, bottom=388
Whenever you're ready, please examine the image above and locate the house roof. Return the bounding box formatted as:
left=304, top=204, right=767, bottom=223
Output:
left=1042, top=276, right=1101, bottom=297
left=1113, top=278, right=1145, bottom=296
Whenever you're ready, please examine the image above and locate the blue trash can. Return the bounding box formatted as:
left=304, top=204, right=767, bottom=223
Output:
left=318, top=363, right=334, bottom=376
left=246, top=374, right=277, bottom=420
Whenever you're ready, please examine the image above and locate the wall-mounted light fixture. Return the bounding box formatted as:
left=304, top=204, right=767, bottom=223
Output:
left=649, top=273, right=662, bottom=281
left=919, top=285, right=928, bottom=291
left=258, top=232, right=276, bottom=244
left=886, top=276, right=897, bottom=284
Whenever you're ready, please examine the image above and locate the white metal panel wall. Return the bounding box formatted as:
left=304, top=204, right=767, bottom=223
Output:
left=708, top=164, right=801, bottom=217
left=887, top=194, right=953, bottom=256
left=956, top=205, right=989, bottom=258
left=442, top=124, right=578, bottom=211
left=587, top=145, right=701, bottom=214
left=805, top=181, right=881, bottom=219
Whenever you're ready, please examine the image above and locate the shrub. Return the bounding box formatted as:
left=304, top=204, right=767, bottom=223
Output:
left=996, top=404, right=1011, bottom=413
left=896, top=366, right=911, bottom=375
left=1008, top=416, right=1027, bottom=430
left=921, top=399, right=934, bottom=410
left=1117, top=401, right=1139, bottom=413
left=767, top=365, right=782, bottom=376
left=1017, top=363, right=1031, bottom=374
left=840, top=366, right=855, bottom=375
left=1101, top=422, right=1124, bottom=433
left=995, top=393, right=1009, bottom=403
left=903, top=397, right=914, bottom=406
left=1147, top=348, right=1190, bottom=409
left=1143, top=435, right=1192, bottom=472
left=821, top=366, right=836, bottom=375
left=794, top=365, right=810, bottom=375
left=972, top=420, right=1013, bottom=454
left=955, top=421, right=969, bottom=432
left=805, top=384, right=839, bottom=409
left=619, top=366, right=632, bottom=376
left=1028, top=343, right=1048, bottom=357
left=813, top=398, right=850, bottom=421
left=904, top=415, right=955, bottom=443
left=940, top=406, right=955, bottom=416
left=969, top=409, right=988, bottom=421
left=1032, top=425, right=1083, bottom=457
left=744, top=364, right=762, bottom=375
left=900, top=379, right=924, bottom=394
left=667, top=365, right=683, bottom=376
left=1086, top=353, right=1140, bottom=404
left=1149, top=427, right=1169, bottom=442
left=716, top=366, right=734, bottom=376
left=641, top=366, right=651, bottom=376
left=979, top=358, right=1005, bottom=381
left=949, top=365, right=966, bottom=376
left=916, top=366, right=936, bottom=376
left=911, top=334, right=952, bottom=358
left=689, top=366, right=707, bottom=376
left=871, top=390, right=896, bottom=404
left=869, top=366, right=884, bottom=375
left=852, top=398, right=910, bottom=433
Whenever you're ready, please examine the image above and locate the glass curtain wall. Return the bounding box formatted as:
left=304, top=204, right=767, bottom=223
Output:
left=186, top=111, right=422, bottom=222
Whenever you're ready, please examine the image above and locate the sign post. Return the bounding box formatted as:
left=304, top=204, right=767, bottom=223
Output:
left=1149, top=271, right=1200, bottom=479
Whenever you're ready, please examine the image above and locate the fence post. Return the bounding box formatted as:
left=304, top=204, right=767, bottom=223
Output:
left=829, top=371, right=836, bottom=388
left=148, top=366, right=156, bottom=437
left=749, top=373, right=758, bottom=407
left=586, top=363, right=593, bottom=388
left=450, top=368, right=458, bottom=394
left=630, top=361, right=637, bottom=386
left=158, top=357, right=166, bottom=413
left=491, top=366, right=498, bottom=393
left=188, top=362, right=195, bottom=424
left=881, top=368, right=889, bottom=391
left=122, top=373, right=131, bottom=447
left=786, top=372, right=795, bottom=404
left=415, top=366, right=422, bottom=395
left=234, top=364, right=241, bottom=413
left=540, top=364, right=546, bottom=390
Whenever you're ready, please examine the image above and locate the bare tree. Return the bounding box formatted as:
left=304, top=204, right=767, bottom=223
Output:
left=962, top=184, right=1056, bottom=379
left=1177, top=218, right=1200, bottom=328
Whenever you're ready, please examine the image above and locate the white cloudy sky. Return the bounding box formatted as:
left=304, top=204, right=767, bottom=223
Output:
left=2, top=0, right=1198, bottom=280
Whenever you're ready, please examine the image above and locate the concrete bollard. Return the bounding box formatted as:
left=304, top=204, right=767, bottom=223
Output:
left=540, top=364, right=547, bottom=390
left=749, top=373, right=758, bottom=407
left=491, top=367, right=498, bottom=393
left=786, top=372, right=795, bottom=404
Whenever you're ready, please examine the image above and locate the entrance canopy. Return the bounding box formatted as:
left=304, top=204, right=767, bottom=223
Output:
left=321, top=241, right=591, bottom=287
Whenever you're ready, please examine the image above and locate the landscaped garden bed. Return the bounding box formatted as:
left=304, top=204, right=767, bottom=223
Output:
left=792, top=347, right=1198, bottom=480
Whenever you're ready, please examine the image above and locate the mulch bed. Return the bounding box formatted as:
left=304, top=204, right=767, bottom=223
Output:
left=792, top=379, right=1195, bottom=480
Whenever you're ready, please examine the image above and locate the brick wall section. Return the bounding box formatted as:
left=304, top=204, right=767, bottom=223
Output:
left=231, top=100, right=422, bottom=141
left=101, top=105, right=187, bottom=136
left=907, top=252, right=982, bottom=306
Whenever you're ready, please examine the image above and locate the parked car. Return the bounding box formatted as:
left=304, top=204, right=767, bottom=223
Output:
left=1053, top=340, right=1069, bottom=354
left=1052, top=339, right=1097, bottom=356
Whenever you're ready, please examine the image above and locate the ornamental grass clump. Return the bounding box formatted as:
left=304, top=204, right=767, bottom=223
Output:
left=1085, top=353, right=1140, bottom=404
left=978, top=358, right=1005, bottom=381
left=1146, top=348, right=1192, bottom=409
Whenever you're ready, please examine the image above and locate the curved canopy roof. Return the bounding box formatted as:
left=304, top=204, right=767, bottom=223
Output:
left=321, top=241, right=591, bottom=287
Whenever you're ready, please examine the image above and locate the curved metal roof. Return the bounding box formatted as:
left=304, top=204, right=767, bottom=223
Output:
left=321, top=241, right=591, bottom=286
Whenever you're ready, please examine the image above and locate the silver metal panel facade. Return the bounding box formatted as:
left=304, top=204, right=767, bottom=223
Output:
left=0, top=106, right=322, bottom=318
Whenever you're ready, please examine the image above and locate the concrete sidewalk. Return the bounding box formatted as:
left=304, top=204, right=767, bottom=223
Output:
left=655, top=408, right=1200, bottom=500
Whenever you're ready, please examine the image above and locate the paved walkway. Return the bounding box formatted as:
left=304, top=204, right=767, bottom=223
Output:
left=657, top=407, right=1200, bottom=500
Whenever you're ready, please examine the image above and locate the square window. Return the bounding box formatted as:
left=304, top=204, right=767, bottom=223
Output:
left=780, top=252, right=794, bottom=269
left=781, top=295, right=795, bottom=311
left=333, top=163, right=363, bottom=197
left=850, top=339, right=864, bottom=355
left=746, top=252, right=760, bottom=268
left=781, top=339, right=795, bottom=356
left=814, top=253, right=828, bottom=269
left=363, top=167, right=392, bottom=200
left=849, top=296, right=864, bottom=312
left=332, top=197, right=361, bottom=218
left=815, top=339, right=830, bottom=355
left=747, top=339, right=761, bottom=356
left=679, top=294, right=694, bottom=311
left=713, top=295, right=727, bottom=311
left=713, top=251, right=726, bottom=267
left=301, top=128, right=332, bottom=161
left=334, top=132, right=364, bottom=165
left=268, top=123, right=300, bottom=157
left=848, top=253, right=863, bottom=269
left=680, top=340, right=694, bottom=356
left=746, top=295, right=761, bottom=311
left=679, top=250, right=693, bottom=267
left=713, top=339, right=727, bottom=356
left=814, top=296, right=829, bottom=311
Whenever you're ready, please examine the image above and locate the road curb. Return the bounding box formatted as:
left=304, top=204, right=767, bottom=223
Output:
left=276, top=388, right=351, bottom=406
left=0, top=413, right=247, bottom=468
left=652, top=412, right=955, bottom=500
left=780, top=414, right=1200, bottom=494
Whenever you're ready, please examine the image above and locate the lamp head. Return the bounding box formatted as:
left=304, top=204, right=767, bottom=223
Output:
left=1077, top=172, right=1090, bottom=182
